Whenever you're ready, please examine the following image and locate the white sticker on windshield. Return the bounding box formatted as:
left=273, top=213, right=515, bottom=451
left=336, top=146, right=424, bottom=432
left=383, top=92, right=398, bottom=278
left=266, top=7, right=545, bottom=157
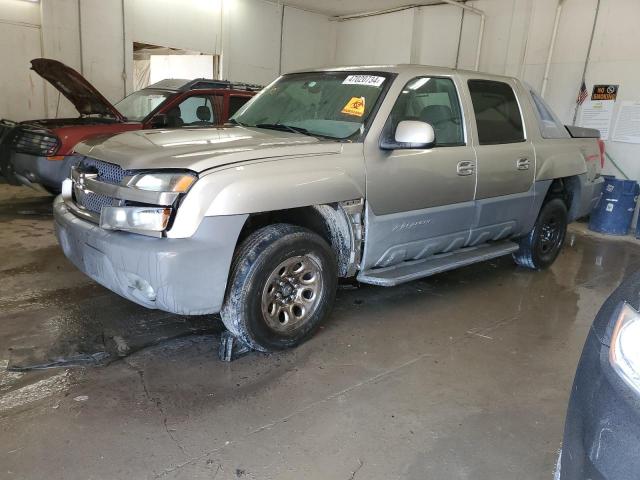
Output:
left=342, top=75, right=386, bottom=87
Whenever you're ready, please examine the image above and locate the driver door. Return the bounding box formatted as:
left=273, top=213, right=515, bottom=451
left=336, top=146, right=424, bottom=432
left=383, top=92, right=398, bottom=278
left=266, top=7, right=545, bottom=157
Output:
left=361, top=76, right=477, bottom=269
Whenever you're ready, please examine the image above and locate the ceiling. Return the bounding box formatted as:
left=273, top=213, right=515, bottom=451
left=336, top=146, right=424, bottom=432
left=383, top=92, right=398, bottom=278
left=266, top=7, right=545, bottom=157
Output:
left=280, top=0, right=466, bottom=17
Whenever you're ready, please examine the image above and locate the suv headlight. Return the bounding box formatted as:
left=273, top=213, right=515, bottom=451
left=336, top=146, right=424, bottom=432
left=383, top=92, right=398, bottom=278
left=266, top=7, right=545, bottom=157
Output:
left=127, top=171, right=196, bottom=192
left=610, top=302, right=640, bottom=395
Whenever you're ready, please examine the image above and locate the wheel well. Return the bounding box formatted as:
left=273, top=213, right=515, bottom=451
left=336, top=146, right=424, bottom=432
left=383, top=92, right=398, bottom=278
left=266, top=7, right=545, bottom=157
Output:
left=237, top=205, right=354, bottom=277
left=545, top=176, right=582, bottom=221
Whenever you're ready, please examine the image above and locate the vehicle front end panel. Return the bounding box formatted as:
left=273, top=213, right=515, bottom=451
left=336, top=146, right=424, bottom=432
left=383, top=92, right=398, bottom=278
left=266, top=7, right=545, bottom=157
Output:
left=54, top=195, right=247, bottom=315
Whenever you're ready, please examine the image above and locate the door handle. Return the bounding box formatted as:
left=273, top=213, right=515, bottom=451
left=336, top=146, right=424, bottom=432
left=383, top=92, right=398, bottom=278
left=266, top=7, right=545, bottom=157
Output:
left=457, top=161, right=475, bottom=176
left=516, top=157, right=530, bottom=170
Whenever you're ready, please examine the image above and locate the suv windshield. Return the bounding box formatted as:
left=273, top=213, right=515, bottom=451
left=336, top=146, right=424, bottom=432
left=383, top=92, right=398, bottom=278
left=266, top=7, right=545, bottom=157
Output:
left=115, top=89, right=172, bottom=121
left=231, top=72, right=390, bottom=140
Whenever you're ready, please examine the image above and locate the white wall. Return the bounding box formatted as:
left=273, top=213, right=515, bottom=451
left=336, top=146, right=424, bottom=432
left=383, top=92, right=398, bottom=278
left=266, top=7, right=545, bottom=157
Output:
left=335, top=9, right=414, bottom=65
left=281, top=7, right=337, bottom=72
left=221, top=0, right=282, bottom=85
left=0, top=0, right=46, bottom=121
left=40, top=0, right=82, bottom=118
left=413, top=4, right=463, bottom=68
left=1, top=0, right=336, bottom=121
left=148, top=55, right=215, bottom=84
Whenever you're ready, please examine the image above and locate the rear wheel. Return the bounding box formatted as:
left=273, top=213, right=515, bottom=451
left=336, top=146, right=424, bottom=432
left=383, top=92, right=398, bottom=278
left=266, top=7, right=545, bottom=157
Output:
left=513, top=198, right=568, bottom=270
left=221, top=224, right=337, bottom=352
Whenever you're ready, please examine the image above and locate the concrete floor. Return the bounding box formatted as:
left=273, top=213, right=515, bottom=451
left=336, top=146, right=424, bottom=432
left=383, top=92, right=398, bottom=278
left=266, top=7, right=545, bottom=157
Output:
left=1, top=184, right=639, bottom=480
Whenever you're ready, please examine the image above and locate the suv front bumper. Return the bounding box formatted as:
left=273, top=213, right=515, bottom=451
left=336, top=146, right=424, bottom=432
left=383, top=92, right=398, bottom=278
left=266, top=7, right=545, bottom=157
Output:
left=53, top=196, right=247, bottom=315
left=12, top=153, right=81, bottom=192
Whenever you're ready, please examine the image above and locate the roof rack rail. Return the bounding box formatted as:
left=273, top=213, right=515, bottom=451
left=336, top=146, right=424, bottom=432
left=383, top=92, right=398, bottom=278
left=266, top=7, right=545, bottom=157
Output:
left=180, top=78, right=263, bottom=92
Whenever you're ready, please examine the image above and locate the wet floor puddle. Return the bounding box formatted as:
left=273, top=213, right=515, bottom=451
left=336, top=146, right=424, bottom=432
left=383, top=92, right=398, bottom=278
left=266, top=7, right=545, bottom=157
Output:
left=3, top=287, right=222, bottom=372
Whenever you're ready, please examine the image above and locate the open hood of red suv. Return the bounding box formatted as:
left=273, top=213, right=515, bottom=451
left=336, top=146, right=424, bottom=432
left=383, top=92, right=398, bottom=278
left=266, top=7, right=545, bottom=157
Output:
left=31, top=58, right=125, bottom=121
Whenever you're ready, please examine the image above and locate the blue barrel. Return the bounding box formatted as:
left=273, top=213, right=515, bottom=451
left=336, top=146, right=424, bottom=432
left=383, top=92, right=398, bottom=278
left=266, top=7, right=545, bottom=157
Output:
left=589, top=176, right=639, bottom=236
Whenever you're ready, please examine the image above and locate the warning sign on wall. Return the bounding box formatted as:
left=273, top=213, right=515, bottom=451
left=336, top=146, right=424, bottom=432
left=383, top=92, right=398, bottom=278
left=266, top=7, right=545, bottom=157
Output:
left=592, top=85, right=619, bottom=101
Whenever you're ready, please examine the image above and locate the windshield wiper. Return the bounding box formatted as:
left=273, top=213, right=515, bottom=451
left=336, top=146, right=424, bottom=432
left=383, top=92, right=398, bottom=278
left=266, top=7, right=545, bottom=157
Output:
left=254, top=123, right=313, bottom=136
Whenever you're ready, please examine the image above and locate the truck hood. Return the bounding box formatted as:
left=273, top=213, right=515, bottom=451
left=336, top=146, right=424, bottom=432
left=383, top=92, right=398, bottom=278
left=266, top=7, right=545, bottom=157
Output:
left=74, top=126, right=342, bottom=172
left=31, top=58, right=125, bottom=121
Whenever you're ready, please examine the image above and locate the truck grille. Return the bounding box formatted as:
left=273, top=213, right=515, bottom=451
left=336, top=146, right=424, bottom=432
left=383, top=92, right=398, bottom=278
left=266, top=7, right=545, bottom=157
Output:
left=79, top=157, right=132, bottom=184
left=73, top=158, right=134, bottom=215
left=0, top=120, right=16, bottom=143
left=12, top=128, right=60, bottom=156
left=74, top=189, right=120, bottom=214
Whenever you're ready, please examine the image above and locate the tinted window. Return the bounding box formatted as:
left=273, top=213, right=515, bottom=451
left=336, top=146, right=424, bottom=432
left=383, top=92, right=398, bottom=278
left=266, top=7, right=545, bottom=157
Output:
left=169, top=95, right=224, bottom=127
left=386, top=77, right=464, bottom=146
left=468, top=80, right=524, bottom=145
left=229, top=96, right=250, bottom=117
left=529, top=89, right=569, bottom=139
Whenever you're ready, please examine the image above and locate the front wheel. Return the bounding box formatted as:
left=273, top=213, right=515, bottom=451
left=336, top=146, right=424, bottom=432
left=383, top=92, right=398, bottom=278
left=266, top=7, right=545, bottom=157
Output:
left=513, top=198, right=568, bottom=270
left=221, top=224, right=337, bottom=352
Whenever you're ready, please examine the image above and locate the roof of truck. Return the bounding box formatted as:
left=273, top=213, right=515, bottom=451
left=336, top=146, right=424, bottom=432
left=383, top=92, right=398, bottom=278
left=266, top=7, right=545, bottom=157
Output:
left=287, top=64, right=517, bottom=81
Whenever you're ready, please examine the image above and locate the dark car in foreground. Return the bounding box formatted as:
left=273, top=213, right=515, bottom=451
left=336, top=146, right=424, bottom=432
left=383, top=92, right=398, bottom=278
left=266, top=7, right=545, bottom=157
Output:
left=0, top=58, right=260, bottom=193
left=558, top=270, right=640, bottom=479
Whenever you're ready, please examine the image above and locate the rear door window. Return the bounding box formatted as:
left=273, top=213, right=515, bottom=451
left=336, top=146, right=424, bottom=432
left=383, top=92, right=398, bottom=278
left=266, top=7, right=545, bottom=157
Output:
left=468, top=80, right=525, bottom=145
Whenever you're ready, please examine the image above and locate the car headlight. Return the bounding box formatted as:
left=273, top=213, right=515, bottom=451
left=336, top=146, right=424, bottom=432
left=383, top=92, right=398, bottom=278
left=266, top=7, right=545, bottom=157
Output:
left=609, top=302, right=640, bottom=395
left=127, top=171, right=196, bottom=192
left=100, top=206, right=171, bottom=233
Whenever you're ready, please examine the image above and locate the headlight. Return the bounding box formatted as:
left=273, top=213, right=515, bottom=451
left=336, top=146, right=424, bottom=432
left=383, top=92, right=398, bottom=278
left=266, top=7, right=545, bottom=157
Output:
left=127, top=172, right=196, bottom=192
left=609, top=302, right=640, bottom=395
left=100, top=206, right=171, bottom=233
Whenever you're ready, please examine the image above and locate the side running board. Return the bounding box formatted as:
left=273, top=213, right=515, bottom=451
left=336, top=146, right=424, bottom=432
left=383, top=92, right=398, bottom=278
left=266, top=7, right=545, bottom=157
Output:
left=357, top=241, right=519, bottom=287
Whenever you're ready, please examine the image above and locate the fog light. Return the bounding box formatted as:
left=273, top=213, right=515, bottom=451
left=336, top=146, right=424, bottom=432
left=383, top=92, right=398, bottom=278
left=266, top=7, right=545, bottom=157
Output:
left=100, top=206, right=171, bottom=232
left=124, top=273, right=156, bottom=301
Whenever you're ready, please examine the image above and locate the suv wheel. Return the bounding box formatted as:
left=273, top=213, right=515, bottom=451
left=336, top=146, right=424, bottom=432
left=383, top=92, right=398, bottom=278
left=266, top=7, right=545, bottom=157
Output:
left=513, top=198, right=568, bottom=270
left=221, top=224, right=337, bottom=352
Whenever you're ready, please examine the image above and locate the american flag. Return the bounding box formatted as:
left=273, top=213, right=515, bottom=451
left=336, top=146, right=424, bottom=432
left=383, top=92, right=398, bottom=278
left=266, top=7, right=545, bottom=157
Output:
left=577, top=81, right=589, bottom=105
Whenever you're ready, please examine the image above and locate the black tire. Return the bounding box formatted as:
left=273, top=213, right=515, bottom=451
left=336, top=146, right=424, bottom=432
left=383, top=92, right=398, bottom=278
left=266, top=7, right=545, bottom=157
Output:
left=221, top=224, right=337, bottom=352
left=42, top=185, right=61, bottom=196
left=513, top=198, right=568, bottom=269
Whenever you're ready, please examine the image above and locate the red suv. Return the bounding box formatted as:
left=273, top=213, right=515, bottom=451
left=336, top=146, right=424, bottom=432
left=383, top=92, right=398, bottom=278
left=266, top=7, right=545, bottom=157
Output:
left=0, top=58, right=260, bottom=193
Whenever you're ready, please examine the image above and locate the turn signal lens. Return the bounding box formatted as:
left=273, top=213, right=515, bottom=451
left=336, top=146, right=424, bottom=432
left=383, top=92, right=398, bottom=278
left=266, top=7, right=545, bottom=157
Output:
left=610, top=302, right=640, bottom=395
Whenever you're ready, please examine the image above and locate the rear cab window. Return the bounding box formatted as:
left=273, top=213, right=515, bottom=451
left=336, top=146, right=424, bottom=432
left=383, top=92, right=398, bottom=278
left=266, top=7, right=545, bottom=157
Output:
left=467, top=80, right=525, bottom=145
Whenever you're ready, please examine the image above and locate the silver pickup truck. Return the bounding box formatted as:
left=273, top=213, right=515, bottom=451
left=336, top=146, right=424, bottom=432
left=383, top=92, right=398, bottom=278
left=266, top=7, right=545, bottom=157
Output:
left=53, top=65, right=604, bottom=352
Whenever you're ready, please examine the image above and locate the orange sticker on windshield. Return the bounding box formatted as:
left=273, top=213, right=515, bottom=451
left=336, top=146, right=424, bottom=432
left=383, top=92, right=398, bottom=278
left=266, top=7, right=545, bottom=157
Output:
left=342, top=97, right=365, bottom=117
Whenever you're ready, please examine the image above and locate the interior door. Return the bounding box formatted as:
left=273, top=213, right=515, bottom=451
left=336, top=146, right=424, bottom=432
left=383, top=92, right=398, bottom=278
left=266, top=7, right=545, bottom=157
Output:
left=466, top=79, right=535, bottom=245
left=362, top=76, right=477, bottom=269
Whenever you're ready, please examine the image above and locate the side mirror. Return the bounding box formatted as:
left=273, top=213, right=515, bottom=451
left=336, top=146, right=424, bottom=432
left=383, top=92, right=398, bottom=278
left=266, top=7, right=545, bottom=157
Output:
left=150, top=114, right=169, bottom=128
left=380, top=120, right=436, bottom=150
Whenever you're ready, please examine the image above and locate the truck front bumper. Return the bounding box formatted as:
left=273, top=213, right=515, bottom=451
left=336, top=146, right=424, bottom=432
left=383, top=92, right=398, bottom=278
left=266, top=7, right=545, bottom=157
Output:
left=53, top=196, right=247, bottom=315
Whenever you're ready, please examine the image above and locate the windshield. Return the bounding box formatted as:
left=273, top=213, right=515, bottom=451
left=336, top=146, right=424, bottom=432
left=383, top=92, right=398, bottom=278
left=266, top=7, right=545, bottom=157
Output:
left=231, top=72, right=391, bottom=140
left=115, top=89, right=172, bottom=121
